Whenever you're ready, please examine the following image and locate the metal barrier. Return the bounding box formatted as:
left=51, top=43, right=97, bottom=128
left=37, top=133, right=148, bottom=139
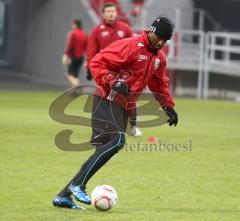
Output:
left=165, top=30, right=240, bottom=99
left=203, top=32, right=240, bottom=98
left=167, top=30, right=205, bottom=99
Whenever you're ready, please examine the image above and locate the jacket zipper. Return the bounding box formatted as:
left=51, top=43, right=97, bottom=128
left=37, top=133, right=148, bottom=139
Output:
left=143, top=53, right=153, bottom=85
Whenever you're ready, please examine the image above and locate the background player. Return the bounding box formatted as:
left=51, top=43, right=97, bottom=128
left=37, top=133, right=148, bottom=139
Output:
left=62, top=19, right=87, bottom=95
left=86, top=3, right=142, bottom=136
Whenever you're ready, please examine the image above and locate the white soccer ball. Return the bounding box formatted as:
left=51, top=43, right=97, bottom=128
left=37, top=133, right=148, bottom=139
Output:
left=91, top=185, right=118, bottom=211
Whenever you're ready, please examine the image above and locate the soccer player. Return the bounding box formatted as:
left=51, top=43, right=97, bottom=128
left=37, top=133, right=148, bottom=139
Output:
left=62, top=19, right=87, bottom=94
left=86, top=3, right=132, bottom=77
left=53, top=16, right=178, bottom=210
left=86, top=2, right=142, bottom=136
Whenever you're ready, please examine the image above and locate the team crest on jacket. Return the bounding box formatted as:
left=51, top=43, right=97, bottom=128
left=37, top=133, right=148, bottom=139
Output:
left=117, top=30, right=125, bottom=38
left=155, top=58, right=160, bottom=69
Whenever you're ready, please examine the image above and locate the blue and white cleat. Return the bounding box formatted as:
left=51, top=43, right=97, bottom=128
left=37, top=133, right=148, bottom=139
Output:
left=53, top=195, right=86, bottom=210
left=69, top=185, right=91, bottom=205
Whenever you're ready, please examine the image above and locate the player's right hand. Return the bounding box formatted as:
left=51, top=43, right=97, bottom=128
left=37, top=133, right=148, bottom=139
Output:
left=112, top=81, right=130, bottom=95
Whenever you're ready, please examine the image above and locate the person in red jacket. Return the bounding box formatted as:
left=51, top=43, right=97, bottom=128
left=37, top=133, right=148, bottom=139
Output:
left=87, top=2, right=142, bottom=136
left=86, top=3, right=132, bottom=74
left=62, top=19, right=87, bottom=92
left=53, top=17, right=178, bottom=210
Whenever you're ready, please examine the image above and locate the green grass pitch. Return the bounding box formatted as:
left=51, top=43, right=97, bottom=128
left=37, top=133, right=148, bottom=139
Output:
left=0, top=91, right=239, bottom=221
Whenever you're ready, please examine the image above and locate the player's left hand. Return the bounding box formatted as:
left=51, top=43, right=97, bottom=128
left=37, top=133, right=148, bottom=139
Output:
left=164, top=107, right=178, bottom=126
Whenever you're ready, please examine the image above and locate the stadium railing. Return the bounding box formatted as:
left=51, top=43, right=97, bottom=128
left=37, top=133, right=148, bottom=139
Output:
left=203, top=32, right=240, bottom=98
left=167, top=30, right=240, bottom=99
left=167, top=30, right=205, bottom=99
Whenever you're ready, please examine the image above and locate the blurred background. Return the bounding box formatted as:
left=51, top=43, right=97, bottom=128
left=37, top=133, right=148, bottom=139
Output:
left=0, top=0, right=240, bottom=99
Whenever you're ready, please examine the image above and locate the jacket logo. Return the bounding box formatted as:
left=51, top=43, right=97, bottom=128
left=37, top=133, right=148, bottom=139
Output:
left=101, top=31, right=109, bottom=37
left=155, top=58, right=160, bottom=69
left=138, top=54, right=148, bottom=61
left=117, top=30, right=125, bottom=38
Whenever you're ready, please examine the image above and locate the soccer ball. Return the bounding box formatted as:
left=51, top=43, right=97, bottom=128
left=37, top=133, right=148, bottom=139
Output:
left=91, top=185, right=118, bottom=211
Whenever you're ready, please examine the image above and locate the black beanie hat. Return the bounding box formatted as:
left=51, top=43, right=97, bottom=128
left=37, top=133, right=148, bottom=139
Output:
left=149, top=16, right=174, bottom=40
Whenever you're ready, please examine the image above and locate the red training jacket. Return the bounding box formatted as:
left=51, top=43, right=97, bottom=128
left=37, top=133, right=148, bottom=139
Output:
left=65, top=28, right=88, bottom=59
left=90, top=31, right=174, bottom=116
left=86, top=20, right=133, bottom=68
